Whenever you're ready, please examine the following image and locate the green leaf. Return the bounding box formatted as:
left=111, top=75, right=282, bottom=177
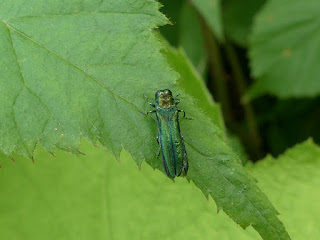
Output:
left=1, top=140, right=318, bottom=239
left=0, top=0, right=174, bottom=158
left=248, top=0, right=320, bottom=99
left=223, top=0, right=265, bottom=47
left=191, top=0, right=223, bottom=40
left=226, top=133, right=248, bottom=165
left=0, top=1, right=290, bottom=239
left=248, top=140, right=320, bottom=239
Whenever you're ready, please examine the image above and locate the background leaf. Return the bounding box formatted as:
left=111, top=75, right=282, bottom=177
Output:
left=248, top=140, right=320, bottom=239
left=1, top=140, right=318, bottom=239
left=248, top=0, right=320, bottom=99
left=0, top=142, right=261, bottom=240
left=0, top=1, right=290, bottom=239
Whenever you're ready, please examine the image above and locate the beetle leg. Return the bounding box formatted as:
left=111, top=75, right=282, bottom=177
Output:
left=143, top=94, right=155, bottom=108
left=156, top=133, right=161, bottom=158
left=147, top=110, right=156, bottom=115
left=178, top=110, right=193, bottom=120
left=175, top=99, right=180, bottom=105
left=157, top=147, right=161, bottom=158
left=139, top=110, right=156, bottom=115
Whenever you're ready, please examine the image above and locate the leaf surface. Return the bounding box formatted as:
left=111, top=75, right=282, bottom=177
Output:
left=248, top=140, right=320, bottom=239
left=1, top=140, right=318, bottom=239
left=248, top=0, right=320, bottom=99
left=0, top=142, right=261, bottom=240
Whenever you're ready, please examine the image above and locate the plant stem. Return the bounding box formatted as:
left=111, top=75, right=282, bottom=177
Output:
left=225, top=41, right=264, bottom=159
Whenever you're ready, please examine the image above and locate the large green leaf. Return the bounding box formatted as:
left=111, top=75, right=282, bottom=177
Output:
left=248, top=0, right=320, bottom=99
left=0, top=1, right=289, bottom=239
left=191, top=0, right=223, bottom=40
left=0, top=142, right=261, bottom=240
left=1, top=140, right=317, bottom=239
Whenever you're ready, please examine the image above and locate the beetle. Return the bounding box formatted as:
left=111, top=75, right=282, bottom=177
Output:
left=144, top=89, right=191, bottom=178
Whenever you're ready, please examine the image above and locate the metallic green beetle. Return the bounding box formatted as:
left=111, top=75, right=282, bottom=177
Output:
left=144, top=89, right=190, bottom=178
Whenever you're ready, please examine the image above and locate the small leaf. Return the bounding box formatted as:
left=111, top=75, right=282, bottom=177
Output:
left=248, top=0, right=320, bottom=99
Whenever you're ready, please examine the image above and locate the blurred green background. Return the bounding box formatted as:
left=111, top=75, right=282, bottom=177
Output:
left=1, top=140, right=319, bottom=239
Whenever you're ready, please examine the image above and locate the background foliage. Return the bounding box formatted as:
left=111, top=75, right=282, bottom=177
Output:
left=1, top=0, right=319, bottom=239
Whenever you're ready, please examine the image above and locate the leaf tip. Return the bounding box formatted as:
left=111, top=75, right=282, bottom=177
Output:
left=307, top=136, right=313, bottom=142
